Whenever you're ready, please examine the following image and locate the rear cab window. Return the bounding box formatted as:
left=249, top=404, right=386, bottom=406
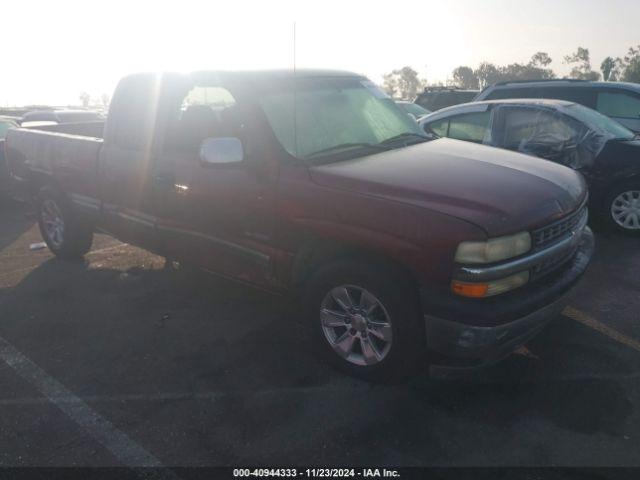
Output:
left=107, top=75, right=160, bottom=150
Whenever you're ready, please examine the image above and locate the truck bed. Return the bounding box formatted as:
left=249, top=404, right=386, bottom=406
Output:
left=31, top=121, right=105, bottom=138
left=5, top=122, right=104, bottom=206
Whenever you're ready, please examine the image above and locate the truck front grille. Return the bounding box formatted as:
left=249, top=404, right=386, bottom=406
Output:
left=532, top=206, right=588, bottom=250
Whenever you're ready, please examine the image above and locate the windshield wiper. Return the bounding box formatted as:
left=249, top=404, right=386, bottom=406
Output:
left=304, top=142, right=389, bottom=159
left=378, top=132, right=433, bottom=145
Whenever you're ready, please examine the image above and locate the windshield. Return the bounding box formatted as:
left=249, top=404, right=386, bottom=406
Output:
left=259, top=77, right=425, bottom=161
left=565, top=104, right=635, bottom=141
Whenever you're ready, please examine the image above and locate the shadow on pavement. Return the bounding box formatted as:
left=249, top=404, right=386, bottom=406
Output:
left=1, top=236, right=639, bottom=465
left=0, top=197, right=35, bottom=252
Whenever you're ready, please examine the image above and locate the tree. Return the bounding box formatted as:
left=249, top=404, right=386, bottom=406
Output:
left=382, top=72, right=399, bottom=98
left=100, top=93, right=111, bottom=107
left=79, top=92, right=91, bottom=108
left=452, top=66, right=479, bottom=89
left=470, top=53, right=555, bottom=89
left=530, top=51, right=552, bottom=68
left=381, top=66, right=425, bottom=99
left=601, top=56, right=623, bottom=81
left=505, top=53, right=555, bottom=81
left=475, top=62, right=502, bottom=88
left=621, top=45, right=640, bottom=83
left=564, top=47, right=600, bottom=81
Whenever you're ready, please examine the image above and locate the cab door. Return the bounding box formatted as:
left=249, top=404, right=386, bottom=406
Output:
left=152, top=82, right=280, bottom=288
left=99, top=74, right=162, bottom=252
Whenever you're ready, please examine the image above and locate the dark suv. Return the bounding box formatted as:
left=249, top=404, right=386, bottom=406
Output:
left=415, top=87, right=479, bottom=111
left=475, top=79, right=640, bottom=133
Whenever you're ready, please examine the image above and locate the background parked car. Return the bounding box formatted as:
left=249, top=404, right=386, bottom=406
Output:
left=415, top=87, right=479, bottom=112
left=20, top=109, right=104, bottom=127
left=395, top=100, right=431, bottom=119
left=0, top=116, right=19, bottom=195
left=475, top=79, right=640, bottom=133
left=420, top=99, right=640, bottom=234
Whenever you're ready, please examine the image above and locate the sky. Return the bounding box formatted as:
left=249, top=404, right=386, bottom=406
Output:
left=1, top=0, right=638, bottom=106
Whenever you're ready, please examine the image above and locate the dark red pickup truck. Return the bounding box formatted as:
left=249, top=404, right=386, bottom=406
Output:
left=5, top=70, right=594, bottom=379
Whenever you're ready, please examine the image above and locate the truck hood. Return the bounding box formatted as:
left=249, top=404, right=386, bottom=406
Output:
left=309, top=138, right=586, bottom=237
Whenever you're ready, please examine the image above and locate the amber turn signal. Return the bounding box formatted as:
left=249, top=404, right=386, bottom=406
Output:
left=452, top=271, right=530, bottom=298
left=451, top=281, right=489, bottom=298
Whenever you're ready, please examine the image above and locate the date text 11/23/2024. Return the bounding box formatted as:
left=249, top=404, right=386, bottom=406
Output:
left=233, top=468, right=401, bottom=478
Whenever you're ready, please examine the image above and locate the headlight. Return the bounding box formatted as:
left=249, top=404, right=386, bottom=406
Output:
left=454, top=231, right=531, bottom=264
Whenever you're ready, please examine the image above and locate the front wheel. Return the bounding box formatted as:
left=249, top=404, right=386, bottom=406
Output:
left=603, top=183, right=640, bottom=235
left=37, top=186, right=93, bottom=259
left=303, top=260, right=424, bottom=381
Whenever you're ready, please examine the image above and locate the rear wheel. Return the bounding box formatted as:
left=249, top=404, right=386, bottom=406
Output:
left=37, top=186, right=93, bottom=259
left=303, top=259, right=424, bottom=381
left=603, top=183, right=640, bottom=235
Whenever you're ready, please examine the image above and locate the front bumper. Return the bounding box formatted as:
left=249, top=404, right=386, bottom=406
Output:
left=422, top=226, right=594, bottom=370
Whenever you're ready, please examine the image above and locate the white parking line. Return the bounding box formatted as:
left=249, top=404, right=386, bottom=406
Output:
left=0, top=384, right=362, bottom=406
left=0, top=335, right=172, bottom=470
left=0, top=391, right=222, bottom=406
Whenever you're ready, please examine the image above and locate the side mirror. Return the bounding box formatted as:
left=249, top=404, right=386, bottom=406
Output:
left=200, top=137, right=244, bottom=165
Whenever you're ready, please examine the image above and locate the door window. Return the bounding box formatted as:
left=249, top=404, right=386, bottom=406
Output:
left=597, top=91, right=640, bottom=119
left=495, top=106, right=589, bottom=167
left=446, top=111, right=491, bottom=143
left=499, top=107, right=576, bottom=148
left=164, top=85, right=240, bottom=153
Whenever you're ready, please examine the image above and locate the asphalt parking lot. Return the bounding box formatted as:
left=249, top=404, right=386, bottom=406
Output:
left=1, top=197, right=639, bottom=469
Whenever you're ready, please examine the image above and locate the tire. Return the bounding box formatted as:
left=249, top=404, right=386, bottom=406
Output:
left=602, top=182, right=640, bottom=235
left=36, top=185, right=93, bottom=259
left=303, top=259, right=425, bottom=382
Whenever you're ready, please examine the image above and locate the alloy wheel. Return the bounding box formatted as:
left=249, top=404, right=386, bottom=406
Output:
left=320, top=285, right=393, bottom=366
left=41, top=199, right=65, bottom=248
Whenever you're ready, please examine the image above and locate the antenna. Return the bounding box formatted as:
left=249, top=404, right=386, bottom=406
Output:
left=293, top=21, right=298, bottom=157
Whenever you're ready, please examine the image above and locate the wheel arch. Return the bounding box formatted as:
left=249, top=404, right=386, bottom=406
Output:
left=29, top=171, right=63, bottom=200
left=290, top=236, right=422, bottom=299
